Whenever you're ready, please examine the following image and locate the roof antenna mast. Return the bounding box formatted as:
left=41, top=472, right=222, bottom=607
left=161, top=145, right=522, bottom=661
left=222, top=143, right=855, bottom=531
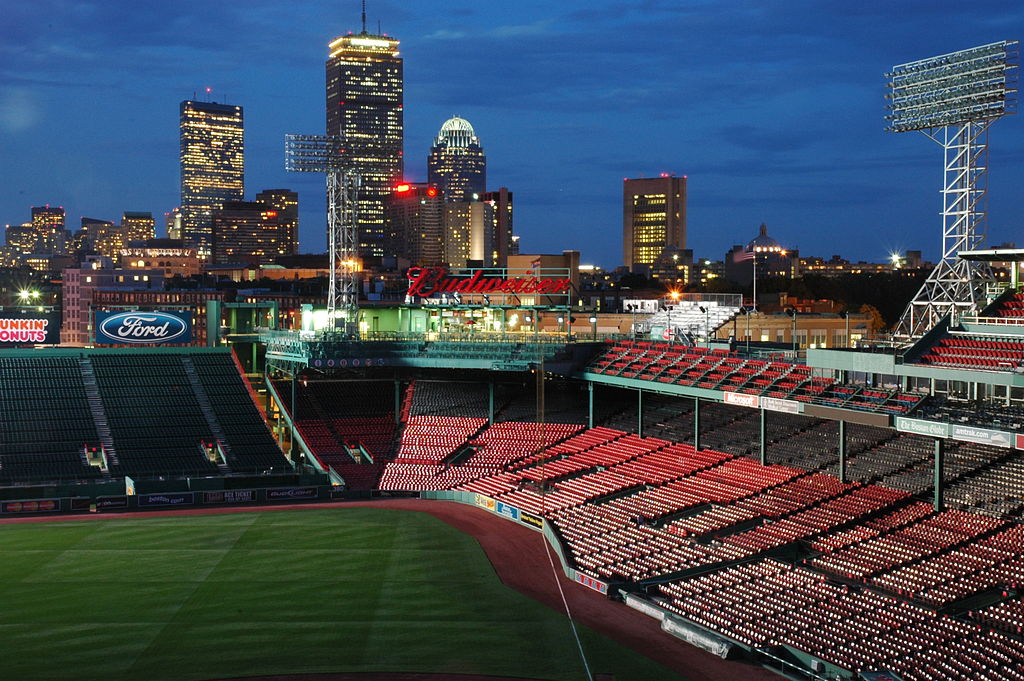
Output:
left=361, top=0, right=367, bottom=33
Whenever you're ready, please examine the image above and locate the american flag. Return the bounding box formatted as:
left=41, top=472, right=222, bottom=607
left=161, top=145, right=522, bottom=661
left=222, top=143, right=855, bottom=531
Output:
left=735, top=248, right=754, bottom=262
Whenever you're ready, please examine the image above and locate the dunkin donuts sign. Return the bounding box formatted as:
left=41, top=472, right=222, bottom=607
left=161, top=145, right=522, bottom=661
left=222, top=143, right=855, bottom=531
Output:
left=0, top=314, right=61, bottom=345
left=95, top=311, right=192, bottom=345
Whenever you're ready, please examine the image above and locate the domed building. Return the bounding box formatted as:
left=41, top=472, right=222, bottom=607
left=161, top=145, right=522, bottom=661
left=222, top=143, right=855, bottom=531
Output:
left=724, top=223, right=797, bottom=286
left=427, top=115, right=486, bottom=202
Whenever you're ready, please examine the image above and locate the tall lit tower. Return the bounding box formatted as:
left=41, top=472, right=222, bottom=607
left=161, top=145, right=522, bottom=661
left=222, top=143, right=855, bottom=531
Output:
left=886, top=41, right=1019, bottom=339
left=623, top=175, right=687, bottom=273
left=325, top=13, right=403, bottom=258
left=31, top=205, right=66, bottom=255
left=428, top=116, right=486, bottom=202
left=179, top=99, right=245, bottom=258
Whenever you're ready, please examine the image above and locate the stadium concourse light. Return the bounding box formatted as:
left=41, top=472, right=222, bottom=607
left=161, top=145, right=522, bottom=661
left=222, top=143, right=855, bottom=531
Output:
left=885, top=40, right=1020, bottom=340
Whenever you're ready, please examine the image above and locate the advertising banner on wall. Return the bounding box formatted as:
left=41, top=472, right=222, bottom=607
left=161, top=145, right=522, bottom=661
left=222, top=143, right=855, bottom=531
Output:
left=1, top=499, right=59, bottom=514
left=575, top=572, right=609, bottom=594
left=95, top=310, right=192, bottom=345
left=204, top=490, right=256, bottom=504
left=723, top=392, right=759, bottom=409
left=0, top=311, right=61, bottom=346
left=494, top=501, right=520, bottom=522
left=137, top=492, right=195, bottom=507
left=951, top=425, right=1013, bottom=449
left=759, top=396, right=801, bottom=414
left=519, top=511, right=544, bottom=530
left=266, top=487, right=318, bottom=501
left=474, top=493, right=496, bottom=512
left=895, top=417, right=951, bottom=439
left=96, top=496, right=128, bottom=510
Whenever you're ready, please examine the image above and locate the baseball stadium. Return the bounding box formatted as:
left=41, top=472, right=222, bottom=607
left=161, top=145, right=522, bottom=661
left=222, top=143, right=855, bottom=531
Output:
left=4, top=251, right=1024, bottom=681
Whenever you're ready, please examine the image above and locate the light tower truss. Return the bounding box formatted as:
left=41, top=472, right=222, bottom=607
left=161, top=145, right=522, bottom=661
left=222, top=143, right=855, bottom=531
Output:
left=886, top=40, right=1019, bottom=340
left=285, top=134, right=361, bottom=332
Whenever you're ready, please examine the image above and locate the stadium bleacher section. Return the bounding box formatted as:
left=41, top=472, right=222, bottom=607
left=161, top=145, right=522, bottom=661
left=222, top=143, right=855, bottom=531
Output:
left=269, top=376, right=1024, bottom=681
left=0, top=356, right=103, bottom=483
left=0, top=349, right=289, bottom=482
left=586, top=340, right=926, bottom=415
left=8, top=344, right=1024, bottom=681
left=918, top=334, right=1024, bottom=371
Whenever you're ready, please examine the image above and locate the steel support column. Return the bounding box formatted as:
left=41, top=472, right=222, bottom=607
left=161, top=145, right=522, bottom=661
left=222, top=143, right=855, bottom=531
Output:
left=587, top=381, right=594, bottom=430
left=637, top=389, right=643, bottom=439
left=838, top=420, right=847, bottom=484
left=394, top=378, right=401, bottom=426
left=759, top=408, right=767, bottom=466
left=934, top=438, right=945, bottom=512
left=693, top=397, right=701, bottom=451
left=489, top=380, right=495, bottom=425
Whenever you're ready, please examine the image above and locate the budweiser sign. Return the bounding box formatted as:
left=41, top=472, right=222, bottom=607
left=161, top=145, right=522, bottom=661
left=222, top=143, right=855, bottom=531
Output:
left=406, top=267, right=572, bottom=297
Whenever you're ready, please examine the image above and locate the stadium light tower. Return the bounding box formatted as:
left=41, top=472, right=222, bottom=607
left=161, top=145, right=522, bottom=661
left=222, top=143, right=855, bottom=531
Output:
left=285, top=134, right=360, bottom=333
left=886, top=40, right=1019, bottom=340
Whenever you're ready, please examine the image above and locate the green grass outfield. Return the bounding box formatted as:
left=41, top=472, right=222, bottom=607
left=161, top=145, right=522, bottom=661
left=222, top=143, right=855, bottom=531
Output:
left=0, top=508, right=692, bottom=681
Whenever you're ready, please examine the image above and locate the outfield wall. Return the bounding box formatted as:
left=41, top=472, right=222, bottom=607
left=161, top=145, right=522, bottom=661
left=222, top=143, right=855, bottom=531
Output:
left=421, top=489, right=613, bottom=595
left=0, top=484, right=334, bottom=516
left=420, top=490, right=765, bottom=664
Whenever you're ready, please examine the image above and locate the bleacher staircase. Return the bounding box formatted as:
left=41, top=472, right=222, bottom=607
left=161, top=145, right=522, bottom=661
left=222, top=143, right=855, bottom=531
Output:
left=181, top=355, right=232, bottom=472
left=79, top=357, right=118, bottom=470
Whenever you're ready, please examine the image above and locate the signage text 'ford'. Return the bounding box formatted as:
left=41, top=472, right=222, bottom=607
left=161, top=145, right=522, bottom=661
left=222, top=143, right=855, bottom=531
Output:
left=97, top=312, right=190, bottom=344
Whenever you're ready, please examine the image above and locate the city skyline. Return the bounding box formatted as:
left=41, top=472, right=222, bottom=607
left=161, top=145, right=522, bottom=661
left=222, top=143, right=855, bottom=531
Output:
left=1, top=1, right=1022, bottom=269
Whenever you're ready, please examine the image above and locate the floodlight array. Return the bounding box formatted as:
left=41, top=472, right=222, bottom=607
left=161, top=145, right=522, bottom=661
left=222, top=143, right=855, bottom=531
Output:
left=885, top=40, right=1019, bottom=132
left=284, top=134, right=347, bottom=172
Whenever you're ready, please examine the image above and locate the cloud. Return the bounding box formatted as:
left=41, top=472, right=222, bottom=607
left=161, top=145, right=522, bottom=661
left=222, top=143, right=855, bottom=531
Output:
left=0, top=88, right=40, bottom=132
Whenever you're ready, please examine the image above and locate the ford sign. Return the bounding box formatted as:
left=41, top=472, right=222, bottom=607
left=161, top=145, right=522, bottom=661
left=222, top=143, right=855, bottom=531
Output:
left=95, top=311, right=192, bottom=345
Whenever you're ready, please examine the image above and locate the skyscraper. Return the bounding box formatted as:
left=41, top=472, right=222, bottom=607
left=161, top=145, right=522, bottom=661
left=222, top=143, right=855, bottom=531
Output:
left=211, top=201, right=290, bottom=265
left=255, top=189, right=299, bottom=255
left=482, top=188, right=513, bottom=267
left=326, top=25, right=403, bottom=258
left=428, top=116, right=486, bottom=203
left=384, top=183, right=443, bottom=266
left=443, top=200, right=492, bottom=268
left=179, top=100, right=244, bottom=258
left=31, top=205, right=66, bottom=255
left=623, top=175, right=687, bottom=273
left=122, top=212, right=156, bottom=244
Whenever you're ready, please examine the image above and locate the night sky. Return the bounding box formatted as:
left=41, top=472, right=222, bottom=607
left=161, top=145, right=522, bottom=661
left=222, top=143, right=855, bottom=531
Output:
left=1, top=1, right=1022, bottom=269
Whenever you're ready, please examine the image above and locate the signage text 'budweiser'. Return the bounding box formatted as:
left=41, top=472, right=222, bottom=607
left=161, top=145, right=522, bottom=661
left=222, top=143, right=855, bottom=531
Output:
left=407, top=267, right=572, bottom=297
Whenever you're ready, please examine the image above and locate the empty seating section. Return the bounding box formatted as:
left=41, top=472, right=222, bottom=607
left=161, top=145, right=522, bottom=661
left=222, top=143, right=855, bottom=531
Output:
left=945, top=449, right=1024, bottom=518
left=9, top=351, right=1024, bottom=679
left=92, top=353, right=219, bottom=477
left=410, top=381, right=490, bottom=418
left=259, top=375, right=1024, bottom=679
left=0, top=350, right=290, bottom=483
left=378, top=416, right=486, bottom=490
left=585, top=340, right=924, bottom=413
left=987, top=290, right=1024, bottom=318
left=971, top=598, right=1024, bottom=635
left=274, top=379, right=398, bottom=486
left=0, top=356, right=102, bottom=482
left=868, top=523, right=1024, bottom=606
left=461, top=421, right=582, bottom=469
left=188, top=353, right=290, bottom=472
left=658, top=559, right=1024, bottom=681
left=919, top=334, right=1024, bottom=371
left=808, top=509, right=1005, bottom=580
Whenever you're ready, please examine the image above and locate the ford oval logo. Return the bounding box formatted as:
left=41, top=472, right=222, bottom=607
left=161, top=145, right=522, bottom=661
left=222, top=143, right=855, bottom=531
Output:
left=98, top=312, right=190, bottom=344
